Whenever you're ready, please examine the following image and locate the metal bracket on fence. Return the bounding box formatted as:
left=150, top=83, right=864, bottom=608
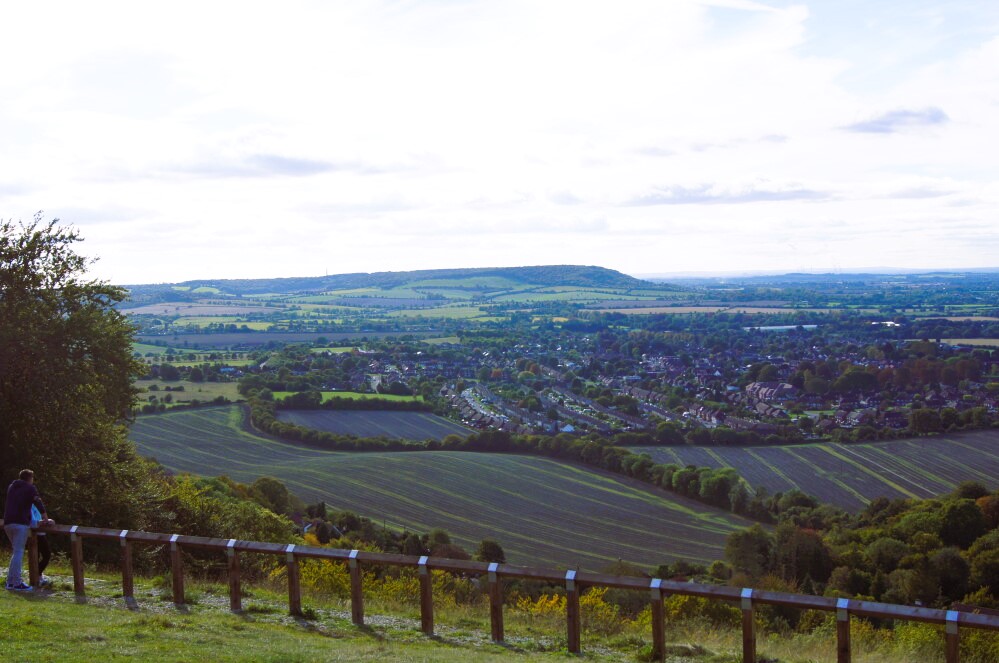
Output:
left=650, top=578, right=662, bottom=601
left=226, top=539, right=236, bottom=557
left=285, top=544, right=296, bottom=563
left=418, top=555, right=429, bottom=575
left=566, top=570, right=577, bottom=592
left=837, top=597, right=850, bottom=622
left=946, top=610, right=960, bottom=635
left=169, top=533, right=179, bottom=551
left=741, top=587, right=753, bottom=610
left=70, top=525, right=78, bottom=542
left=119, top=530, right=129, bottom=547
left=488, top=562, right=498, bottom=584
left=348, top=549, right=359, bottom=569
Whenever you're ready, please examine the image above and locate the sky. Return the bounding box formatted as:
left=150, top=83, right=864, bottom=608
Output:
left=1, top=0, right=998, bottom=284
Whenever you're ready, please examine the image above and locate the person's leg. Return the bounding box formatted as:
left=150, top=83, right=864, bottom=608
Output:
left=38, top=535, right=51, bottom=575
left=4, top=524, right=30, bottom=586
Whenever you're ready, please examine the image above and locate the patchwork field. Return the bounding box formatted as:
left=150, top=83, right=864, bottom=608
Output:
left=124, top=302, right=280, bottom=315
left=129, top=407, right=753, bottom=570
left=637, top=430, right=999, bottom=511
left=276, top=410, right=470, bottom=440
left=134, top=331, right=438, bottom=348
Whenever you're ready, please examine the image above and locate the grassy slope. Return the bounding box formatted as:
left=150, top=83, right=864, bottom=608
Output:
left=129, top=407, right=752, bottom=570
left=638, top=429, right=999, bottom=510
left=0, top=561, right=970, bottom=663
left=0, top=571, right=590, bottom=663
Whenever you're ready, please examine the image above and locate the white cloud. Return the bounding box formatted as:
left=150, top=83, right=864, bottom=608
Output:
left=0, top=1, right=996, bottom=282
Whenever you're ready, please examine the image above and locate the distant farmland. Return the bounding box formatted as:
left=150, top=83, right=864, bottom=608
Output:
left=276, top=410, right=472, bottom=441
left=129, top=407, right=753, bottom=570
left=637, top=430, right=999, bottom=511
left=134, top=331, right=438, bottom=348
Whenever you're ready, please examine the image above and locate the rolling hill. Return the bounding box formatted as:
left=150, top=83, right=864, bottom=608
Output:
left=129, top=406, right=752, bottom=570
left=123, top=265, right=663, bottom=302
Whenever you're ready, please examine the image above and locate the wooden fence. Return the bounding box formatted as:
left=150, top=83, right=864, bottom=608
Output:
left=25, top=523, right=999, bottom=662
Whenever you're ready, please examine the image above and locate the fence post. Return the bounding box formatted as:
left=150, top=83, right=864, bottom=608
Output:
left=946, top=610, right=960, bottom=663
left=70, top=526, right=85, bottom=597
left=348, top=550, right=364, bottom=626
left=566, top=570, right=581, bottom=654
left=170, top=534, right=184, bottom=606
left=418, top=556, right=434, bottom=635
left=226, top=539, right=241, bottom=612
left=286, top=544, right=302, bottom=617
left=120, top=530, right=134, bottom=602
left=650, top=578, right=665, bottom=662
left=27, top=531, right=40, bottom=587
left=836, top=598, right=851, bottom=663
left=741, top=588, right=756, bottom=663
left=488, top=562, right=504, bottom=643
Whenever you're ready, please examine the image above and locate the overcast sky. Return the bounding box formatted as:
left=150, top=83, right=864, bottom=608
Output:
left=2, top=1, right=997, bottom=284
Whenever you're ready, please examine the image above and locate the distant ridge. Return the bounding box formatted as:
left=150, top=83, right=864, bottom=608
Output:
left=126, top=265, right=653, bottom=296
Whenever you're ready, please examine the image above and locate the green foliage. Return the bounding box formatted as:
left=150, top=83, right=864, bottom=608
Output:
left=940, top=499, right=987, bottom=548
left=475, top=539, right=506, bottom=563
left=0, top=217, right=163, bottom=529
left=724, top=524, right=773, bottom=577
left=165, top=475, right=297, bottom=545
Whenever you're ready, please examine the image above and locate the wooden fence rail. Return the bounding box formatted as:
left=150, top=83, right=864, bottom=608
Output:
left=25, top=523, right=999, bottom=662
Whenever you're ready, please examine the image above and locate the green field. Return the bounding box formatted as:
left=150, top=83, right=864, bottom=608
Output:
left=940, top=338, right=999, bottom=347
left=135, top=380, right=243, bottom=404
left=272, top=390, right=421, bottom=403
left=132, top=342, right=172, bottom=355
left=637, top=429, right=999, bottom=511
left=423, top=336, right=461, bottom=345
left=129, top=407, right=753, bottom=570
left=385, top=305, right=493, bottom=319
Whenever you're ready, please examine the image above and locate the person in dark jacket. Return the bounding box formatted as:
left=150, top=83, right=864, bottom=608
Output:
left=3, top=469, right=50, bottom=591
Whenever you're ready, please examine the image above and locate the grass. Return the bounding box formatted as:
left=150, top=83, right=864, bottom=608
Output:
left=137, top=358, right=256, bottom=367
left=135, top=380, right=243, bottom=404
left=940, top=338, right=999, bottom=347
left=128, top=407, right=753, bottom=570
left=132, top=342, right=173, bottom=355
left=423, top=336, right=462, bottom=345
left=0, top=567, right=569, bottom=662
left=173, top=318, right=273, bottom=331
left=1, top=557, right=981, bottom=662
left=272, top=390, right=421, bottom=403
left=385, top=306, right=493, bottom=320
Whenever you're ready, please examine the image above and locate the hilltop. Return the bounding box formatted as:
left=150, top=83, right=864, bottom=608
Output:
left=124, top=265, right=656, bottom=301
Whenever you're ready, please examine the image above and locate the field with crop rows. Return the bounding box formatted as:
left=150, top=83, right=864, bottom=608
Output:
left=275, top=410, right=470, bottom=441
left=637, top=430, right=999, bottom=510
left=130, top=407, right=753, bottom=569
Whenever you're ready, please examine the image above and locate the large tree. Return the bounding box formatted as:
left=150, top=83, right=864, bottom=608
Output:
left=0, top=215, right=163, bottom=528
